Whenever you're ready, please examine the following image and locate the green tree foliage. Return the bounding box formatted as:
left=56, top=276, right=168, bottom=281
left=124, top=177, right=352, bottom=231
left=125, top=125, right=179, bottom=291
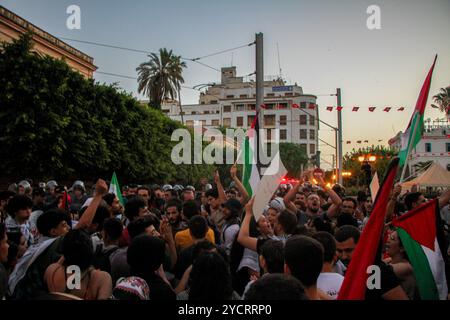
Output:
left=279, top=142, right=309, bottom=178
left=343, top=145, right=397, bottom=187
left=0, top=33, right=211, bottom=184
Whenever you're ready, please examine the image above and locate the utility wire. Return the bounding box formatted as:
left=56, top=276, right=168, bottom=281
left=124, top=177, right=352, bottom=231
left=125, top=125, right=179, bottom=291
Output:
left=60, top=36, right=252, bottom=73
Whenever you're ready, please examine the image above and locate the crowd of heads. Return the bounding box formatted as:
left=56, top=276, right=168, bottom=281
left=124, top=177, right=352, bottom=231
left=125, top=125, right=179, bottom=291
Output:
left=0, top=171, right=448, bottom=301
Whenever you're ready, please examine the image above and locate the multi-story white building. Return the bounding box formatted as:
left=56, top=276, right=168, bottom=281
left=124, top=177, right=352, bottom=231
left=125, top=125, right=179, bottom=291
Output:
left=389, top=122, right=450, bottom=175
left=162, top=67, right=319, bottom=158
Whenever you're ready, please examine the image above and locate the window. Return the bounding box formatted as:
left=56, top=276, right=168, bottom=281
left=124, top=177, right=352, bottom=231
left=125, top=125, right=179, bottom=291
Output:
left=235, top=104, right=245, bottom=111
left=300, top=129, right=307, bottom=139
left=191, top=111, right=197, bottom=115
left=310, top=144, right=316, bottom=155
left=277, top=103, right=288, bottom=109
left=239, top=94, right=248, bottom=98
left=446, top=143, right=450, bottom=152
left=210, top=100, right=218, bottom=104
left=300, top=102, right=306, bottom=108
left=280, top=115, right=287, bottom=125
left=226, top=95, right=234, bottom=99
left=236, top=117, right=244, bottom=127
left=267, top=93, right=275, bottom=97
left=300, top=115, right=307, bottom=125
left=309, top=115, right=315, bottom=126
left=285, top=92, right=293, bottom=97
left=300, top=144, right=307, bottom=153
left=310, top=129, right=315, bottom=140
left=204, top=110, right=210, bottom=114
left=425, top=143, right=432, bottom=152
left=223, top=118, right=231, bottom=128
left=248, top=115, right=255, bottom=126
left=247, top=104, right=256, bottom=110
left=266, top=129, right=272, bottom=140
left=200, top=120, right=206, bottom=126
left=264, top=115, right=276, bottom=126
left=265, top=104, right=274, bottom=110
left=186, top=120, right=194, bottom=127
left=212, top=119, right=220, bottom=126
left=223, top=105, right=231, bottom=112
left=280, top=129, right=287, bottom=140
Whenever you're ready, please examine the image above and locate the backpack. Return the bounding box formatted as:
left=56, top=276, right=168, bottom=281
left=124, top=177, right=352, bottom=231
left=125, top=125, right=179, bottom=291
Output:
left=92, top=244, right=119, bottom=274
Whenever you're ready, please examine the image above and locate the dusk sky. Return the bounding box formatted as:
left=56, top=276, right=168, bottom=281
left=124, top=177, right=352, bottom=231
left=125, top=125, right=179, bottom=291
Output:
left=2, top=0, right=449, bottom=168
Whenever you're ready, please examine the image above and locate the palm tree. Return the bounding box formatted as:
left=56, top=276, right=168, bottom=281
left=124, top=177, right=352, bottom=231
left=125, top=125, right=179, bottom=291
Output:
left=136, top=48, right=187, bottom=119
left=431, top=86, right=450, bottom=115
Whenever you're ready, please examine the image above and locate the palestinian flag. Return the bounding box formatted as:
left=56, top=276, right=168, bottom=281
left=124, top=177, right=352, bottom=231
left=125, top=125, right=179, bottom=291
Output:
left=337, top=157, right=399, bottom=300
left=393, top=199, right=450, bottom=300
left=399, top=55, right=437, bottom=166
left=109, top=172, right=125, bottom=206
left=242, top=112, right=260, bottom=196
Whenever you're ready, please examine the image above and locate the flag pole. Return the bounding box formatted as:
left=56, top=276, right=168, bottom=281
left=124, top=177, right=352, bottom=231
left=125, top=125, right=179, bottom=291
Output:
left=399, top=113, right=420, bottom=183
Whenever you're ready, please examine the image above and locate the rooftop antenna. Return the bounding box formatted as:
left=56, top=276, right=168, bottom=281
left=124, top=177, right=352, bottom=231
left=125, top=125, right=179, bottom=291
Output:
left=277, top=42, right=283, bottom=80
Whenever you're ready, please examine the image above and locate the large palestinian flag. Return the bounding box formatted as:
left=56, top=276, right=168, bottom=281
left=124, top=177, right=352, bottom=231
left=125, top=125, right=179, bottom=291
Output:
left=393, top=199, right=450, bottom=300
left=399, top=55, right=437, bottom=167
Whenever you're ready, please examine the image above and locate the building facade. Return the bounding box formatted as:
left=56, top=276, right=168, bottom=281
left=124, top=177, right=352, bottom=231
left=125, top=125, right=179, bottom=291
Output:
left=389, top=123, right=450, bottom=175
left=162, top=67, right=320, bottom=158
left=0, top=5, right=96, bottom=78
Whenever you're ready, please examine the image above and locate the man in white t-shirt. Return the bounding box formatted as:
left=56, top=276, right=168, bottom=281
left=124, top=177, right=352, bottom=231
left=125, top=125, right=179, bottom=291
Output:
left=312, top=231, right=344, bottom=299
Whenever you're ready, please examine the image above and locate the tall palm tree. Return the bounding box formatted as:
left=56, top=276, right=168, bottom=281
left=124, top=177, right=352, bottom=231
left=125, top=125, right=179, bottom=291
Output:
left=431, top=86, right=450, bottom=115
left=136, top=48, right=187, bottom=118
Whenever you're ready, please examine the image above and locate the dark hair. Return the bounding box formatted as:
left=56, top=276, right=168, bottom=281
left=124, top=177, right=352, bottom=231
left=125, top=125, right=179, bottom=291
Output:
left=277, top=211, right=298, bottom=235
left=127, top=215, right=160, bottom=240
left=127, top=234, right=166, bottom=274
left=102, top=193, right=116, bottom=207
left=137, top=186, right=150, bottom=194
left=32, top=188, right=46, bottom=198
left=192, top=240, right=217, bottom=262
left=244, top=274, right=308, bottom=300
left=124, top=196, right=146, bottom=221
left=284, top=235, right=323, bottom=287
left=357, top=191, right=368, bottom=203
left=188, top=252, right=233, bottom=301
left=205, top=188, right=219, bottom=199
left=165, top=198, right=182, bottom=213
left=103, top=218, right=123, bottom=241
left=404, top=192, right=422, bottom=211
left=334, top=225, right=361, bottom=244
left=0, top=223, right=6, bottom=241
left=336, top=213, right=359, bottom=228
left=342, top=197, right=357, bottom=208
left=6, top=231, right=22, bottom=245
left=260, top=239, right=284, bottom=273
left=188, top=216, right=208, bottom=240
left=312, top=216, right=333, bottom=234
left=312, top=231, right=336, bottom=263
left=62, top=229, right=94, bottom=271
left=37, top=209, right=71, bottom=237
left=6, top=195, right=33, bottom=218
left=92, top=206, right=111, bottom=232
left=182, top=200, right=200, bottom=220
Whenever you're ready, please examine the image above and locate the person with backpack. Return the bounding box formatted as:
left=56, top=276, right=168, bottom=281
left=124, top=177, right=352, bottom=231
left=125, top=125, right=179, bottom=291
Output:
left=92, top=218, right=123, bottom=274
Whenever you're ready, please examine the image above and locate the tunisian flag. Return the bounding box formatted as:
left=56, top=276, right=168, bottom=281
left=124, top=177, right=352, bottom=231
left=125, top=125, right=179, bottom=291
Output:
left=337, top=157, right=399, bottom=300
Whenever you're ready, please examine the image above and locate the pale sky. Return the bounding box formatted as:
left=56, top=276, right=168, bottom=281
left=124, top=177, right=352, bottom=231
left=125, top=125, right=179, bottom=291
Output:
left=2, top=0, right=449, bottom=168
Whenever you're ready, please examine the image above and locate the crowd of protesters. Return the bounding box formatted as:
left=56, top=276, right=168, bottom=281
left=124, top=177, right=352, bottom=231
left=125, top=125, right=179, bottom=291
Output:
left=0, top=167, right=449, bottom=301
